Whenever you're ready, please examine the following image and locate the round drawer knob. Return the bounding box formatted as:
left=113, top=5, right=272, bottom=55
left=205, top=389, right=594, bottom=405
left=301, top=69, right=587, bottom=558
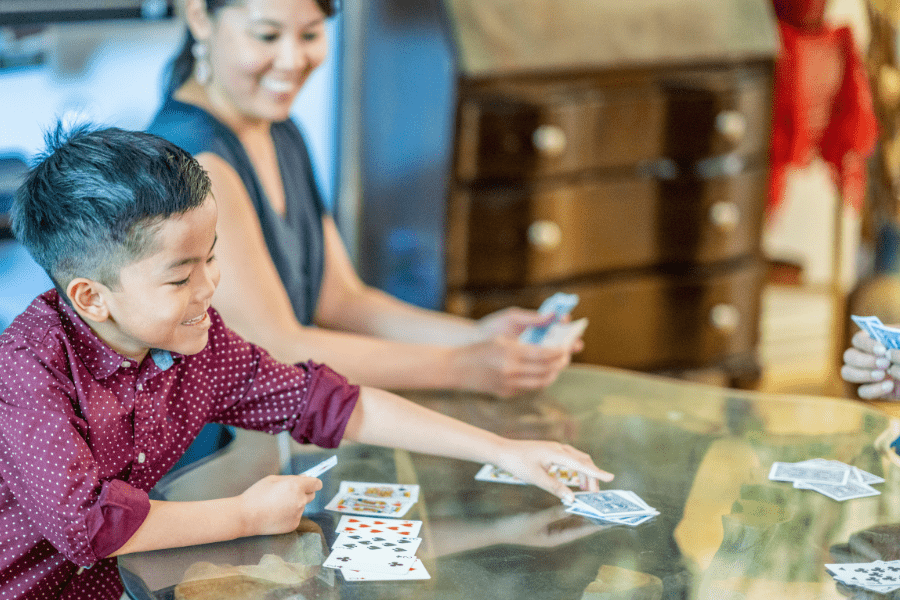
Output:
left=532, top=125, right=567, bottom=156
left=527, top=220, right=562, bottom=251
left=710, top=303, right=740, bottom=333
left=715, top=110, right=747, bottom=145
left=709, top=201, right=741, bottom=232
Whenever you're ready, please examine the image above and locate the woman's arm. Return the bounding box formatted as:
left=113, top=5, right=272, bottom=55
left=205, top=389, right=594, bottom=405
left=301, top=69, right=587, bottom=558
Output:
left=202, top=152, right=574, bottom=397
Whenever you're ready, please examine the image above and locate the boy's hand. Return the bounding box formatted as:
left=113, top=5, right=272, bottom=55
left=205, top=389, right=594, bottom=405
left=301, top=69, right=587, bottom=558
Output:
left=239, top=475, right=323, bottom=536
left=493, top=439, right=614, bottom=501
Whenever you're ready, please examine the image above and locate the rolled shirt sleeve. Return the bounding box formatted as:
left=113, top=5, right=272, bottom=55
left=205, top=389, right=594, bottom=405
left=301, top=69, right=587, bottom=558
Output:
left=201, top=313, right=360, bottom=446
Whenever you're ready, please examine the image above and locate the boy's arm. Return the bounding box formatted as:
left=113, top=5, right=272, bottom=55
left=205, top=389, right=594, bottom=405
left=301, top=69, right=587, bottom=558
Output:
left=342, top=386, right=614, bottom=501
left=110, top=474, right=323, bottom=557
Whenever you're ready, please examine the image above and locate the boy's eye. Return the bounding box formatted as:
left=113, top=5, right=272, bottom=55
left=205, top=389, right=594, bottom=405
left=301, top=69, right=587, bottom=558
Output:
left=207, top=254, right=216, bottom=264
left=170, top=277, right=189, bottom=286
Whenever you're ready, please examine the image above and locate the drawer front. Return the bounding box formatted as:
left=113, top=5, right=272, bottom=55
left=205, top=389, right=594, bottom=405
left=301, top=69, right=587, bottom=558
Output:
left=455, top=86, right=665, bottom=182
left=664, top=67, right=773, bottom=160
left=446, top=167, right=766, bottom=288
left=445, top=260, right=764, bottom=372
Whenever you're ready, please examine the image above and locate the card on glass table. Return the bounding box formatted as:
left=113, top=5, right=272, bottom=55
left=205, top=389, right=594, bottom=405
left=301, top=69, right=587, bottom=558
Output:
left=325, top=493, right=415, bottom=518
left=337, top=481, right=420, bottom=503
left=335, top=515, right=422, bottom=537
left=332, top=530, right=422, bottom=556
left=768, top=461, right=850, bottom=486
left=342, top=557, right=430, bottom=581
left=566, top=490, right=653, bottom=518
left=323, top=545, right=418, bottom=576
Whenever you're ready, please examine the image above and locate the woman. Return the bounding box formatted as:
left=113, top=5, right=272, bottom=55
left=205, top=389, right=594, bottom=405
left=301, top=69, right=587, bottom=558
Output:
left=148, top=0, right=582, bottom=398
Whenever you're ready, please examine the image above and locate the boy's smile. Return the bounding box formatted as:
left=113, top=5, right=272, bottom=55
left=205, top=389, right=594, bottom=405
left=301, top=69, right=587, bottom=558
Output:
left=78, top=194, right=220, bottom=363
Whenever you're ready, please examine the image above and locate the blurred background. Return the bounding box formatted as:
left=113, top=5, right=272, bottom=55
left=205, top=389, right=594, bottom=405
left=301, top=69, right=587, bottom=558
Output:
left=0, top=0, right=892, bottom=398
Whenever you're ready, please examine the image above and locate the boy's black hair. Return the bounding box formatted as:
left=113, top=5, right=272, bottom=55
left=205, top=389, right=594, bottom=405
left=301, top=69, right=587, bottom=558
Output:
left=11, top=123, right=211, bottom=295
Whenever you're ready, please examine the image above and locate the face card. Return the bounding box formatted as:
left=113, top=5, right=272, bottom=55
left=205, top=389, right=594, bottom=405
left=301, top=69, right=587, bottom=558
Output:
left=323, top=545, right=417, bottom=576
left=338, top=481, right=420, bottom=503
left=335, top=515, right=422, bottom=538
left=325, top=492, right=415, bottom=517
left=549, top=465, right=587, bottom=487
left=332, top=530, right=421, bottom=556
left=475, top=464, right=526, bottom=485
left=341, top=557, right=431, bottom=581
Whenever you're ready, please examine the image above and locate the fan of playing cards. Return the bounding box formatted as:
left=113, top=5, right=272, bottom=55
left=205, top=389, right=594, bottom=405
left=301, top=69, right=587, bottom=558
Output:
left=826, top=560, right=900, bottom=594
left=852, top=314, right=900, bottom=350
left=323, top=479, right=429, bottom=581
left=768, top=458, right=884, bottom=501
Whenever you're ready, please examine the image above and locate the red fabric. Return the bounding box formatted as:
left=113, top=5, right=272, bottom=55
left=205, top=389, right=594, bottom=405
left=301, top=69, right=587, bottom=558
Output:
left=769, top=19, right=879, bottom=216
left=772, top=0, right=827, bottom=30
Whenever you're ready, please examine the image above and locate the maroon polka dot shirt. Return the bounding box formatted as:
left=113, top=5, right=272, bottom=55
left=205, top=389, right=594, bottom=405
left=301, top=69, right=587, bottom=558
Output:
left=0, top=290, right=359, bottom=599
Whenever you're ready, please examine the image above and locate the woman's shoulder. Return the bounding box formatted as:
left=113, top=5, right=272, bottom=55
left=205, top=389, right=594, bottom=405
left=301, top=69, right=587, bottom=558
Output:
left=147, top=97, right=225, bottom=156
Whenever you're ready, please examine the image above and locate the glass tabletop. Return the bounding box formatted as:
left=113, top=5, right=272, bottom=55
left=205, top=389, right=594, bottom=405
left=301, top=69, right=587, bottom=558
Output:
left=118, top=364, right=900, bottom=599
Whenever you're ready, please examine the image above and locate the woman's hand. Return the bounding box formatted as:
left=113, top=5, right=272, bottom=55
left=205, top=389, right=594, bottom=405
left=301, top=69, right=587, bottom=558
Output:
left=492, top=438, right=614, bottom=501
left=476, top=308, right=583, bottom=351
left=239, top=475, right=323, bottom=537
left=452, top=335, right=576, bottom=398
left=841, top=330, right=898, bottom=399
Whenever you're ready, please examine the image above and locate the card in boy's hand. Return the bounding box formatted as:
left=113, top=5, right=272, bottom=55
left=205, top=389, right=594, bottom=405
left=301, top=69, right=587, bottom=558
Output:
left=335, top=515, right=422, bottom=537
left=540, top=318, right=588, bottom=349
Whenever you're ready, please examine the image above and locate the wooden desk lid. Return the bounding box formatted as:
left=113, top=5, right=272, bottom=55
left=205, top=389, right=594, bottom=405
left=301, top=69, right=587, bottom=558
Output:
left=442, top=0, right=780, bottom=77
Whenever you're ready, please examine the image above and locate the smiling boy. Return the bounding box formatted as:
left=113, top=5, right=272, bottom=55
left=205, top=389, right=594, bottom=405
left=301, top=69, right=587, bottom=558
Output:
left=0, top=125, right=612, bottom=599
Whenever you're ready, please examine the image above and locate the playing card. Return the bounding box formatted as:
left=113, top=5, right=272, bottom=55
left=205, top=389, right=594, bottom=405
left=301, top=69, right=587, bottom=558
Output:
left=301, top=455, right=338, bottom=478
left=325, top=492, right=416, bottom=517
left=520, top=292, right=579, bottom=345
left=335, top=515, right=422, bottom=538
left=332, top=530, right=421, bottom=556
left=539, top=318, right=588, bottom=349
left=873, top=322, right=900, bottom=350
left=795, top=479, right=881, bottom=501
left=323, top=545, right=417, bottom=576
left=852, top=315, right=885, bottom=342
left=768, top=461, right=850, bottom=486
left=337, top=481, right=420, bottom=503
left=548, top=465, right=587, bottom=488
left=341, top=557, right=431, bottom=581
left=475, top=464, right=526, bottom=485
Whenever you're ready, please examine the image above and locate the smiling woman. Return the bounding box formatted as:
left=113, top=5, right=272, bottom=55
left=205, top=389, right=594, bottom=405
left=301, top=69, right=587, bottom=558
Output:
left=147, top=0, right=582, bottom=402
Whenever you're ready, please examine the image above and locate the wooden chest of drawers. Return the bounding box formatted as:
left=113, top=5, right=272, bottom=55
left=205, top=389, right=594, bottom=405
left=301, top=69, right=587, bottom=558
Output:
left=444, top=64, right=772, bottom=385
left=345, top=0, right=777, bottom=387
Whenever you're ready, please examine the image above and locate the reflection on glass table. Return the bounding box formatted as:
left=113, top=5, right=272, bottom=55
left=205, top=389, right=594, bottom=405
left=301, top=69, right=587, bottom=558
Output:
left=118, top=364, right=900, bottom=600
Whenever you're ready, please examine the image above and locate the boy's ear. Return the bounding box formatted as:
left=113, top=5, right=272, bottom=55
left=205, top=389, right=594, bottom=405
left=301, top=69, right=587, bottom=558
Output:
left=67, top=278, right=110, bottom=323
left=184, top=0, right=214, bottom=41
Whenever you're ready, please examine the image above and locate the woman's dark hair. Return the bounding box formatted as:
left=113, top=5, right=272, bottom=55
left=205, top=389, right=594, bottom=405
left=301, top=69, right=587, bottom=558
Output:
left=165, top=0, right=336, bottom=95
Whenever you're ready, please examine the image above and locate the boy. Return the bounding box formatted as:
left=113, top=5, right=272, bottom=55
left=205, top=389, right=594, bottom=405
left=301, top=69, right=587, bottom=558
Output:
left=0, top=124, right=612, bottom=599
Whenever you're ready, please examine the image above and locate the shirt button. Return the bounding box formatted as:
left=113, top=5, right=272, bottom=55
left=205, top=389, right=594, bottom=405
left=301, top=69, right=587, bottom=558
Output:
left=136, top=383, right=143, bottom=391
left=137, top=452, right=146, bottom=464
left=122, top=360, right=131, bottom=369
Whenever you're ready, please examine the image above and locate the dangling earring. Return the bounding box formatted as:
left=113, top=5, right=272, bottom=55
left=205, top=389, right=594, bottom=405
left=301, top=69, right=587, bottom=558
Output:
left=192, top=41, right=211, bottom=85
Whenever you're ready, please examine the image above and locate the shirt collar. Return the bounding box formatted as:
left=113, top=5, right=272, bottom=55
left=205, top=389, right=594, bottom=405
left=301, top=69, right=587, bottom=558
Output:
left=49, top=290, right=181, bottom=379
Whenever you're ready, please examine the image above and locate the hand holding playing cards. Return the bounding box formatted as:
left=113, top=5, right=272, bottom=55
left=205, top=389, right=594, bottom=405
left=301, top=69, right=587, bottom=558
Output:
left=238, top=474, right=323, bottom=536
left=476, top=307, right=581, bottom=349
left=454, top=335, right=575, bottom=398
left=493, top=439, right=613, bottom=501
left=842, top=326, right=900, bottom=400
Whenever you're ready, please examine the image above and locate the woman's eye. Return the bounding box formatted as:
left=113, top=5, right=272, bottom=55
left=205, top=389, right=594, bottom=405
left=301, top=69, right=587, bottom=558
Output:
left=253, top=31, right=279, bottom=43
